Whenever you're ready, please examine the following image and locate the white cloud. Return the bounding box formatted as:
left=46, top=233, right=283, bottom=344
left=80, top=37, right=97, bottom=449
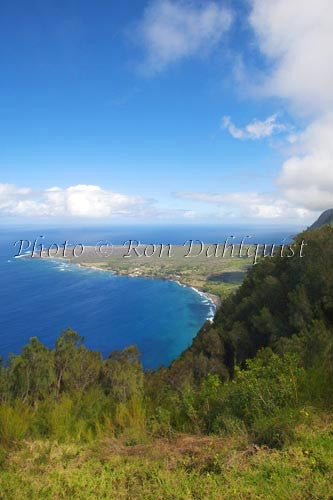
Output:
left=0, top=183, right=208, bottom=220
left=247, top=0, right=333, bottom=213
left=278, top=114, right=333, bottom=211
left=44, top=185, right=146, bottom=218
left=222, top=114, right=286, bottom=140
left=0, top=184, right=152, bottom=218
left=0, top=182, right=315, bottom=223
left=136, top=0, right=232, bottom=74
left=249, top=0, right=333, bottom=112
left=176, top=190, right=312, bottom=220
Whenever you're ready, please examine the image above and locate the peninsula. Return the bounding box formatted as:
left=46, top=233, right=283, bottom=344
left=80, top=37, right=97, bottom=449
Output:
left=53, top=243, right=252, bottom=305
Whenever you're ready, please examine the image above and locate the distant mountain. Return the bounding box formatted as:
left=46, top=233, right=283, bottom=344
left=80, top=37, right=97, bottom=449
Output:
left=310, top=209, right=333, bottom=229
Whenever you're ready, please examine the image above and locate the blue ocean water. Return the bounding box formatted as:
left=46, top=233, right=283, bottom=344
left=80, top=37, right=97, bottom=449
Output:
left=0, top=225, right=302, bottom=369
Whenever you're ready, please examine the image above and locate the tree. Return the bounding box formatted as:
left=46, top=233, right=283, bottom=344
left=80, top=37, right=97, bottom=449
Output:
left=54, top=328, right=84, bottom=396
left=8, top=337, right=55, bottom=404
left=101, top=345, right=143, bottom=403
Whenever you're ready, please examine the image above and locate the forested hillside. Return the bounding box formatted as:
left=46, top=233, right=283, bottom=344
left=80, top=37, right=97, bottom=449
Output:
left=163, top=226, right=333, bottom=386
left=1, top=226, right=333, bottom=499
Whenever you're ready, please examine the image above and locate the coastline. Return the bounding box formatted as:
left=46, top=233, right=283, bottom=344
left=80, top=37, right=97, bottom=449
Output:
left=36, top=243, right=247, bottom=316
left=36, top=248, right=226, bottom=320
left=73, top=260, right=220, bottom=321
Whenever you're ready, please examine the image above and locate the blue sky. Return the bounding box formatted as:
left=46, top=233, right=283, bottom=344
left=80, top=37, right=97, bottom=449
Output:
left=0, top=0, right=332, bottom=225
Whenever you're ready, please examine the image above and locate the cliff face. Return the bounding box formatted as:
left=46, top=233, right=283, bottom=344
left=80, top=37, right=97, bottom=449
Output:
left=310, top=209, right=333, bottom=229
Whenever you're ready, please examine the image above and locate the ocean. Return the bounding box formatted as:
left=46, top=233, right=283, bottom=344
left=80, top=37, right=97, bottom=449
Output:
left=0, top=224, right=302, bottom=369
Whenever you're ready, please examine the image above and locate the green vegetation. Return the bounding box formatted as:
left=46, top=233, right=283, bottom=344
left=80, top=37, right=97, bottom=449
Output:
left=1, top=226, right=333, bottom=498
left=1, top=422, right=333, bottom=499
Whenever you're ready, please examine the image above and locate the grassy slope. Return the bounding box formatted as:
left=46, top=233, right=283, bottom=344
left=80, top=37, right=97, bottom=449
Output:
left=1, top=418, right=332, bottom=499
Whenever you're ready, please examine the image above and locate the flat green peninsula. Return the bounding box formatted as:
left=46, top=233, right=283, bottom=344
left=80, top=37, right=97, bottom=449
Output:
left=60, top=243, right=252, bottom=304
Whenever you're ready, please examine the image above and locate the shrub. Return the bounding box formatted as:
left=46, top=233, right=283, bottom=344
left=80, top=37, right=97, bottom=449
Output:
left=251, top=410, right=298, bottom=449
left=212, top=414, right=247, bottom=438
left=0, top=402, right=32, bottom=447
left=224, top=349, right=304, bottom=425
left=114, top=396, right=146, bottom=442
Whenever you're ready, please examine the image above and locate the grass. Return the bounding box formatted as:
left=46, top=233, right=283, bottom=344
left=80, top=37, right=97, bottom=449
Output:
left=1, top=418, right=332, bottom=499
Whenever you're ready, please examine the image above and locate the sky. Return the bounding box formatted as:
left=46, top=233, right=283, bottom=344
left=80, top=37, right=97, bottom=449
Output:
left=0, top=0, right=332, bottom=226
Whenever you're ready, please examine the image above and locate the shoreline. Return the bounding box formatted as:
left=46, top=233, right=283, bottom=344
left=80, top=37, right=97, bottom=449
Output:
left=70, top=260, right=221, bottom=321
left=32, top=251, right=223, bottom=320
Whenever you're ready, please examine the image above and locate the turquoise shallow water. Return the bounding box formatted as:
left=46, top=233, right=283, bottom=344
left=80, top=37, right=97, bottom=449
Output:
left=0, top=225, right=300, bottom=369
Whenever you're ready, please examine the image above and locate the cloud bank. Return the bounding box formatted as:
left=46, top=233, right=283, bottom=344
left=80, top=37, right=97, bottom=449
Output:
left=0, top=184, right=202, bottom=221
left=249, top=0, right=333, bottom=112
left=176, top=190, right=310, bottom=220
left=249, top=0, right=333, bottom=212
left=0, top=184, right=152, bottom=218
left=278, top=114, right=333, bottom=211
